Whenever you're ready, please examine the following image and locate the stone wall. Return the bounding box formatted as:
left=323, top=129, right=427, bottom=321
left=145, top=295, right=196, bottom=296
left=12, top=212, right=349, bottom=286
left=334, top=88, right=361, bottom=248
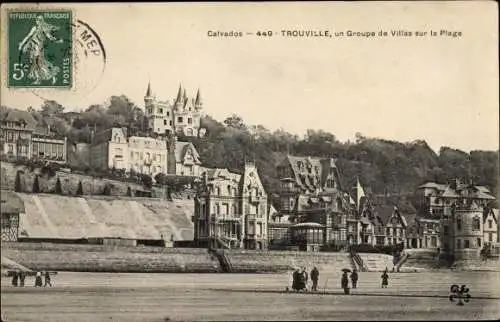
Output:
left=1, top=242, right=218, bottom=273
left=1, top=161, right=146, bottom=196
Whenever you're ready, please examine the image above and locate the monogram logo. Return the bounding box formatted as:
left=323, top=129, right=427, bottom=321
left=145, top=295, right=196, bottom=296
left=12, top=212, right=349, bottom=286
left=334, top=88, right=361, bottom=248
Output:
left=449, top=284, right=471, bottom=306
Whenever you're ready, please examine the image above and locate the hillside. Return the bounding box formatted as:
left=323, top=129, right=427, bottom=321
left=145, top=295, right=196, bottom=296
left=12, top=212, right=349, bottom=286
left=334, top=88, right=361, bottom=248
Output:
left=1, top=100, right=498, bottom=212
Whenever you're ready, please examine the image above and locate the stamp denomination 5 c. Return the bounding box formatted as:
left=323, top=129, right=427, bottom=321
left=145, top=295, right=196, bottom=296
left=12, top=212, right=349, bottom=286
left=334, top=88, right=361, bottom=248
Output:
left=8, top=10, right=72, bottom=88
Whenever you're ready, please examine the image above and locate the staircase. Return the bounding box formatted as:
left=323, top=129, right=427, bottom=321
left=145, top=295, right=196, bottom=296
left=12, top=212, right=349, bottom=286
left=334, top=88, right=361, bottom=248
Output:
left=209, top=249, right=233, bottom=273
left=210, top=236, right=231, bottom=250
left=395, top=252, right=409, bottom=272
left=349, top=247, right=367, bottom=272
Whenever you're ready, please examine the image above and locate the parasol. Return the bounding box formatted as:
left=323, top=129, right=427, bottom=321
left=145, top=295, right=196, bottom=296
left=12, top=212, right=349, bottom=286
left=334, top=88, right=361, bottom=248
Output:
left=342, top=268, right=352, bottom=273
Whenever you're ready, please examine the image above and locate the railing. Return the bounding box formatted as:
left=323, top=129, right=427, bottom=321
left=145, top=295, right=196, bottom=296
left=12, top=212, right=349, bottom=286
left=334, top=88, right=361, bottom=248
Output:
left=395, top=252, right=410, bottom=272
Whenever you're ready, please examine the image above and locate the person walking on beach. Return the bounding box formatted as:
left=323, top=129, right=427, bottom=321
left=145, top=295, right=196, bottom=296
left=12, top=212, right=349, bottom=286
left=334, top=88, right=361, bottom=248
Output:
left=11, top=271, right=19, bottom=287
left=381, top=269, right=389, bottom=288
left=34, top=271, right=43, bottom=287
left=350, top=268, right=358, bottom=289
left=310, top=267, right=319, bottom=292
left=292, top=268, right=300, bottom=292
left=19, top=271, right=26, bottom=287
left=301, top=268, right=308, bottom=291
left=44, top=271, right=52, bottom=287
left=341, top=271, right=349, bottom=294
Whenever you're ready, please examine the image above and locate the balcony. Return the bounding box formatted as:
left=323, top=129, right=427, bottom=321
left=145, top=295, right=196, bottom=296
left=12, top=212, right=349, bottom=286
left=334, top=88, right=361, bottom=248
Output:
left=249, top=195, right=263, bottom=203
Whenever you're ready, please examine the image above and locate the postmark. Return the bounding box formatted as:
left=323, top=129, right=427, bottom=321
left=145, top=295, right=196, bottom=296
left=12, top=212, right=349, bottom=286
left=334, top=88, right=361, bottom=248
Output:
left=7, top=10, right=73, bottom=88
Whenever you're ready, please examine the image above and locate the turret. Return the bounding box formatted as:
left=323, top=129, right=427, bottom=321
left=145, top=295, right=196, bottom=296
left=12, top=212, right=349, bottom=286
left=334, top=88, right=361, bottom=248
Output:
left=144, top=81, right=154, bottom=114
left=194, top=88, right=203, bottom=110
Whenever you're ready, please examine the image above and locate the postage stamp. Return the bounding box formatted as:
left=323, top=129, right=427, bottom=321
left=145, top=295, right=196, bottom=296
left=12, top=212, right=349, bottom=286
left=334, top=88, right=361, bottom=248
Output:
left=7, top=10, right=72, bottom=88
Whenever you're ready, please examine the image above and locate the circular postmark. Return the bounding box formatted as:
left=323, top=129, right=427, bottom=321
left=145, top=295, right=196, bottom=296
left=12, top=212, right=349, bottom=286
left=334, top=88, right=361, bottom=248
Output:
left=28, top=18, right=106, bottom=102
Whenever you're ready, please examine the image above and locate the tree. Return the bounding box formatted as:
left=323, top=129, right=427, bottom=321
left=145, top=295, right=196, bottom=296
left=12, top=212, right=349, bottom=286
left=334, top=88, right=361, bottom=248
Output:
left=15, top=171, right=22, bottom=192
left=41, top=100, right=65, bottom=117
left=140, top=174, right=153, bottom=189
left=223, top=114, right=246, bottom=130
left=76, top=181, right=83, bottom=195
left=55, top=177, right=62, bottom=194
left=154, top=172, right=168, bottom=185
left=32, top=175, right=40, bottom=193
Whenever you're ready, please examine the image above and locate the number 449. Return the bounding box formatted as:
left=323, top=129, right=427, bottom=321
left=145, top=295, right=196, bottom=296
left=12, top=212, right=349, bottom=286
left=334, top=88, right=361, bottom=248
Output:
left=12, top=63, right=29, bottom=80
left=256, top=31, right=273, bottom=37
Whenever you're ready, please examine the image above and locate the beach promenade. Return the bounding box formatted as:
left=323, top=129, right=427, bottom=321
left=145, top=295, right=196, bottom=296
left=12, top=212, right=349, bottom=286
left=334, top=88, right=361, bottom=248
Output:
left=2, top=270, right=499, bottom=321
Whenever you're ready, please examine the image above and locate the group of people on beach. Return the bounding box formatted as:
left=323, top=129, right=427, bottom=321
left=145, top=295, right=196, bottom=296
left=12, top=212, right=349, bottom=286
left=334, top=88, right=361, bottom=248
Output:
left=290, top=267, right=319, bottom=292
left=11, top=271, right=52, bottom=288
left=290, top=266, right=390, bottom=294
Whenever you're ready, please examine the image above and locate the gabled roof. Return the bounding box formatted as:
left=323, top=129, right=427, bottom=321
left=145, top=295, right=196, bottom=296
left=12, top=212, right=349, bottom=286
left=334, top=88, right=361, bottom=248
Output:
left=175, top=141, right=201, bottom=164
left=441, top=186, right=460, bottom=198
left=279, top=155, right=338, bottom=192
left=1, top=109, right=37, bottom=129
left=205, top=168, right=241, bottom=182
left=419, top=182, right=447, bottom=190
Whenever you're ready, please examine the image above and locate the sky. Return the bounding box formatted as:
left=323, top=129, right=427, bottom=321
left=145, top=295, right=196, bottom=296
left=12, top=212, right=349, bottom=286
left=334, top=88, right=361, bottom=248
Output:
left=1, top=2, right=498, bottom=153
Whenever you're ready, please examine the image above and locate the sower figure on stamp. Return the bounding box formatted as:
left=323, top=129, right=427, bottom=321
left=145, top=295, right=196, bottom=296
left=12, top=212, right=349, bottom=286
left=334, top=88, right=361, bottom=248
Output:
left=18, top=15, right=63, bottom=85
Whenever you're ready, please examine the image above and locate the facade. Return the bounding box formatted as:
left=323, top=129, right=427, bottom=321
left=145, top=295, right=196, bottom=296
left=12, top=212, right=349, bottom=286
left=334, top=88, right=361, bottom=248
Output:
left=419, top=180, right=497, bottom=260
left=89, top=127, right=203, bottom=178
left=274, top=155, right=353, bottom=249
left=193, top=162, right=268, bottom=250
left=90, top=127, right=169, bottom=176
left=0, top=109, right=67, bottom=163
left=174, top=141, right=202, bottom=177
left=0, top=190, right=23, bottom=242
left=405, top=216, right=440, bottom=249
left=144, top=83, right=203, bottom=137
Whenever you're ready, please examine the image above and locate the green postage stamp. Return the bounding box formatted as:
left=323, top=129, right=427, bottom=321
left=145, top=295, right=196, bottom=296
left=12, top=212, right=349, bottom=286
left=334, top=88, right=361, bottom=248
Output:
left=7, top=10, right=73, bottom=88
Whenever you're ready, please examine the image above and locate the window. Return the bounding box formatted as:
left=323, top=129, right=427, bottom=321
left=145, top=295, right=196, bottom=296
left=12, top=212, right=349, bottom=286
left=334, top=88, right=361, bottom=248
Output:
left=166, top=111, right=169, bottom=116
left=169, top=121, right=173, bottom=126
left=8, top=144, right=13, bottom=152
left=457, top=239, right=461, bottom=249
left=188, top=117, right=192, bottom=124
left=457, top=218, right=462, bottom=231
left=488, top=232, right=493, bottom=242
left=164, top=119, right=167, bottom=125
left=472, top=217, right=480, bottom=231
left=386, top=227, right=390, bottom=236
left=130, top=151, right=134, bottom=159
left=177, top=117, right=183, bottom=123
left=158, top=108, right=163, bottom=114
left=488, top=219, right=493, bottom=229
left=477, top=238, right=481, bottom=247
left=464, top=240, right=470, bottom=249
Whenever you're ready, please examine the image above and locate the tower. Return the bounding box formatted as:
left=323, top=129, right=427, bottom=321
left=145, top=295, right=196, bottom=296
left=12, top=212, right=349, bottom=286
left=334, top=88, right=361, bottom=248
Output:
left=195, top=89, right=203, bottom=110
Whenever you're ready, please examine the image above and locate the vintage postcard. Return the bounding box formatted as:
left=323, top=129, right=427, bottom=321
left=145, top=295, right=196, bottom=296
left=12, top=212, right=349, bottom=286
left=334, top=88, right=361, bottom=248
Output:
left=1, top=2, right=499, bottom=322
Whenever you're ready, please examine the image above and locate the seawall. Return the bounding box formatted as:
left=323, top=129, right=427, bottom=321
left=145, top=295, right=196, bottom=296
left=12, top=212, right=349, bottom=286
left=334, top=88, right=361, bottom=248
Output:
left=1, top=242, right=357, bottom=274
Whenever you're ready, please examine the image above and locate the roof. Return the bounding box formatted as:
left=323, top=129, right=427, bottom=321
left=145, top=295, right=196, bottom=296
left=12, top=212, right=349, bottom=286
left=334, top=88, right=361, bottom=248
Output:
left=279, top=155, right=339, bottom=192
left=205, top=168, right=241, bottom=182
left=175, top=141, right=201, bottom=164
left=419, top=182, right=447, bottom=190
left=441, top=186, right=460, bottom=198
left=292, top=222, right=324, bottom=228
left=1, top=109, right=37, bottom=129
left=1, top=190, right=25, bottom=213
